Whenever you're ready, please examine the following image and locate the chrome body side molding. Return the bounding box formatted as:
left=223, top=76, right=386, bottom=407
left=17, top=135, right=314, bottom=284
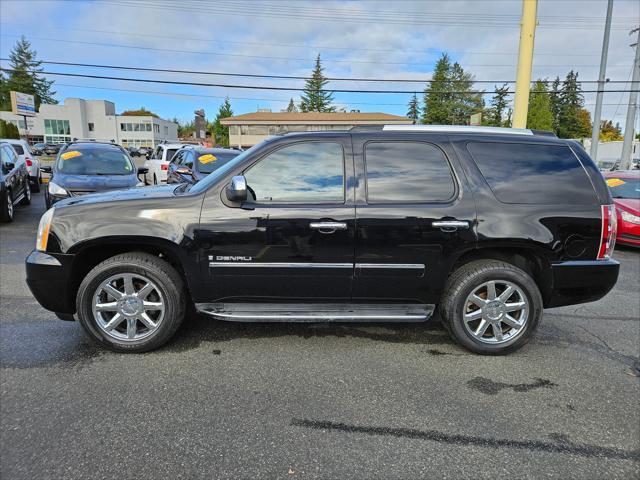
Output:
left=196, top=303, right=435, bottom=323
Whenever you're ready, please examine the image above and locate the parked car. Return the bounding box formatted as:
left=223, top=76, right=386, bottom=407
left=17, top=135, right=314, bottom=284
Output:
left=126, top=146, right=140, bottom=157
left=603, top=170, right=640, bottom=247
left=167, top=147, right=240, bottom=185
left=32, top=143, right=46, bottom=156
left=41, top=141, right=147, bottom=209
left=1, top=142, right=31, bottom=222
left=43, top=144, right=61, bottom=155
left=26, top=126, right=620, bottom=354
left=138, top=147, right=151, bottom=157
left=143, top=143, right=185, bottom=185
left=0, top=138, right=41, bottom=192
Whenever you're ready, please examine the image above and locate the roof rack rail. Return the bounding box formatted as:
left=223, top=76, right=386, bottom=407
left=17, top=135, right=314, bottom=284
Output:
left=349, top=125, right=384, bottom=132
left=382, top=125, right=553, bottom=136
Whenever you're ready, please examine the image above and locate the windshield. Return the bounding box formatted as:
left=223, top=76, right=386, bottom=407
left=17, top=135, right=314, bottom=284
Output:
left=606, top=178, right=640, bottom=199
left=189, top=145, right=258, bottom=194
left=56, top=147, right=134, bottom=175
left=197, top=151, right=240, bottom=173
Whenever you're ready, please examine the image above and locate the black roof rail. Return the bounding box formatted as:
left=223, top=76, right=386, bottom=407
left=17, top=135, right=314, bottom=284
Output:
left=349, top=125, right=385, bottom=132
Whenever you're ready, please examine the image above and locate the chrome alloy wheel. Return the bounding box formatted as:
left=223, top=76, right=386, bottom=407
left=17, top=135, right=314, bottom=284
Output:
left=91, top=273, right=165, bottom=341
left=463, top=280, right=529, bottom=344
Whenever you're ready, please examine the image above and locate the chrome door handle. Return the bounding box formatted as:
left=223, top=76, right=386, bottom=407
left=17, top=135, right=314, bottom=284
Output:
left=432, top=220, right=469, bottom=230
left=310, top=222, right=348, bottom=231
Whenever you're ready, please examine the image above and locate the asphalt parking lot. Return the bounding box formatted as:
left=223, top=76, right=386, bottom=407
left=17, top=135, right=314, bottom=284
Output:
left=1, top=190, right=638, bottom=479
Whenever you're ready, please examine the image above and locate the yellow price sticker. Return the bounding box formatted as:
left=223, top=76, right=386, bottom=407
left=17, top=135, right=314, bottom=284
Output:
left=199, top=154, right=217, bottom=164
left=60, top=150, right=82, bottom=160
left=606, top=178, right=625, bottom=187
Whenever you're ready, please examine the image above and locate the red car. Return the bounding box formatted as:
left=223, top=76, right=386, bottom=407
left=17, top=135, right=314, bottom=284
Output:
left=603, top=170, right=640, bottom=247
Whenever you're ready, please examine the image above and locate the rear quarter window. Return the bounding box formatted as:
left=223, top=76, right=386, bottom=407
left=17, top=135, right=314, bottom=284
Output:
left=467, top=142, right=596, bottom=204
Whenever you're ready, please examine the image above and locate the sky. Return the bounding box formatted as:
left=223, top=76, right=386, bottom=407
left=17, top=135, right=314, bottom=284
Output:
left=1, top=0, right=639, bottom=128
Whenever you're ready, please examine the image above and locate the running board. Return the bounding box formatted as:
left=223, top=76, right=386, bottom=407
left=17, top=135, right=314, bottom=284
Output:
left=195, top=303, right=434, bottom=323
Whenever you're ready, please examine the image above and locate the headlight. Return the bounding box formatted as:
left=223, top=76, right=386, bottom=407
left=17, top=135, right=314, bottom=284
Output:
left=48, top=181, right=68, bottom=196
left=620, top=209, right=640, bottom=225
left=36, top=208, right=55, bottom=252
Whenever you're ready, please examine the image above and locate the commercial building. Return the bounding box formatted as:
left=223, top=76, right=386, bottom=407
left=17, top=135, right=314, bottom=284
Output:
left=0, top=98, right=178, bottom=147
left=220, top=111, right=410, bottom=148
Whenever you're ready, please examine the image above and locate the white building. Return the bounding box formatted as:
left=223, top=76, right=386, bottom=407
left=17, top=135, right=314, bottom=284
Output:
left=0, top=98, right=178, bottom=147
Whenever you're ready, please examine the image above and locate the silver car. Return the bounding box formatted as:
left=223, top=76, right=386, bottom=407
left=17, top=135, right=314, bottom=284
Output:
left=0, top=139, right=41, bottom=192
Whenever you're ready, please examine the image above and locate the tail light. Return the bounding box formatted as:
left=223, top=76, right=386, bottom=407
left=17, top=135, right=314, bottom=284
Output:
left=26, top=159, right=33, bottom=167
left=161, top=164, right=169, bottom=171
left=597, top=204, right=617, bottom=260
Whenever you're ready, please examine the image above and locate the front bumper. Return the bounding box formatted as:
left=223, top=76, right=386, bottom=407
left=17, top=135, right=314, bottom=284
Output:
left=546, top=259, right=620, bottom=308
left=25, top=250, right=76, bottom=314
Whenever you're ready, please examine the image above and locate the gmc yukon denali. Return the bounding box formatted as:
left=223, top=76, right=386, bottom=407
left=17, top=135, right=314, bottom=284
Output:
left=26, top=126, right=620, bottom=354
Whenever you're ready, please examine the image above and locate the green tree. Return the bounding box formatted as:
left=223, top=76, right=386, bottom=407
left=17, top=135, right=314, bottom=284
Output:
left=0, top=71, right=10, bottom=111
left=422, top=53, right=483, bottom=125
left=3, top=36, right=56, bottom=110
left=549, top=76, right=562, bottom=133
left=557, top=70, right=590, bottom=139
left=407, top=93, right=420, bottom=124
left=299, top=54, right=335, bottom=112
left=526, top=80, right=554, bottom=131
left=213, top=97, right=233, bottom=146
left=484, top=84, right=510, bottom=126
left=0, top=119, right=20, bottom=139
left=286, top=98, right=298, bottom=112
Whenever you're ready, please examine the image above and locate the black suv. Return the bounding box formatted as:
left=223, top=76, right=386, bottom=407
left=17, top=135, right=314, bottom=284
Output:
left=25, top=126, right=619, bottom=354
left=1, top=141, right=31, bottom=222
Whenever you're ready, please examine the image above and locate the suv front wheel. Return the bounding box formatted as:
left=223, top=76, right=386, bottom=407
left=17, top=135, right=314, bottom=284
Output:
left=76, top=252, right=186, bottom=352
left=441, top=260, right=543, bottom=355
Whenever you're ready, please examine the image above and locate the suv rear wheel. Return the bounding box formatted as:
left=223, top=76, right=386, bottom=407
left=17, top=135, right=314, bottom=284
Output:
left=441, top=260, right=542, bottom=355
left=76, top=252, right=186, bottom=352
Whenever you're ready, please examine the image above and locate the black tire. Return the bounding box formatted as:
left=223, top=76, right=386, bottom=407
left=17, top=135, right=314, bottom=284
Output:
left=76, top=252, right=186, bottom=352
left=440, top=260, right=542, bottom=355
left=0, top=189, right=13, bottom=223
left=31, top=174, right=41, bottom=193
left=20, top=180, right=31, bottom=205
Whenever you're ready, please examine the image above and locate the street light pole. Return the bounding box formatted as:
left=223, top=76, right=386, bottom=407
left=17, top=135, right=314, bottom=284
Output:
left=620, top=27, right=640, bottom=170
left=512, top=0, right=538, bottom=129
left=589, top=0, right=614, bottom=161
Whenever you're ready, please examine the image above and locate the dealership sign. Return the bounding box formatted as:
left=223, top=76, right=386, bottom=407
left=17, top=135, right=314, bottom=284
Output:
left=10, top=91, right=37, bottom=117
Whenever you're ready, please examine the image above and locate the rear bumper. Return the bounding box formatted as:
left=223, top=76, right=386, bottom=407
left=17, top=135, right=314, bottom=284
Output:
left=546, top=259, right=620, bottom=308
left=25, top=250, right=76, bottom=314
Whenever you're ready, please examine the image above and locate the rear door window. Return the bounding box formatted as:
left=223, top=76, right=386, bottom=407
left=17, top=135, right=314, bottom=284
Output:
left=467, top=142, right=596, bottom=204
left=364, top=141, right=456, bottom=203
left=11, top=144, right=24, bottom=155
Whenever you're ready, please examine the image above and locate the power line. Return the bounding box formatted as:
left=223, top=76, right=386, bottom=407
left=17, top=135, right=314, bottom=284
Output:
left=2, top=67, right=639, bottom=95
left=0, top=35, right=628, bottom=69
left=5, top=59, right=637, bottom=84
left=0, top=25, right=625, bottom=58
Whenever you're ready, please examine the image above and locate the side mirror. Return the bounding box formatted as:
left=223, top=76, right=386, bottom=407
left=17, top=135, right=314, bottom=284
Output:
left=41, top=166, right=52, bottom=174
left=4, top=162, right=15, bottom=171
left=226, top=175, right=247, bottom=202
left=137, top=167, right=149, bottom=175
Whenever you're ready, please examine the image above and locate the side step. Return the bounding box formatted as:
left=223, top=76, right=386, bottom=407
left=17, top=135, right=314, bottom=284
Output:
left=195, top=303, right=434, bottom=323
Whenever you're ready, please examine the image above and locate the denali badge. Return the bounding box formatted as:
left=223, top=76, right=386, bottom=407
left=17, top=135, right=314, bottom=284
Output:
left=212, top=256, right=253, bottom=262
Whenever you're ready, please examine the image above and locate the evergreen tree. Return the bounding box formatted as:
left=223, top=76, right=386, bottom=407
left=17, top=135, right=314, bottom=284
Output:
left=0, top=119, right=20, bottom=139
left=407, top=93, right=420, bottom=124
left=286, top=98, right=298, bottom=112
left=526, top=80, right=554, bottom=131
left=0, top=71, right=10, bottom=111
left=549, top=76, right=562, bottom=134
left=422, top=53, right=483, bottom=125
left=557, top=70, right=588, bottom=139
left=3, top=36, right=56, bottom=109
left=299, top=54, right=335, bottom=112
left=484, top=84, right=509, bottom=126
left=213, top=97, right=233, bottom=146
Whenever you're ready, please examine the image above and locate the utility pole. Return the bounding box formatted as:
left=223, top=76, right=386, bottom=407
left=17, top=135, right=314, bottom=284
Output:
left=512, top=0, right=538, bottom=129
left=620, top=27, right=640, bottom=170
left=590, top=0, right=614, bottom=161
